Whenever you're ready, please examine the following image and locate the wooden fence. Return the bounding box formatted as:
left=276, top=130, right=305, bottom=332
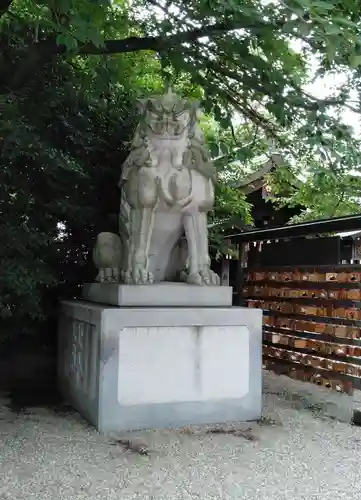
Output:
left=242, top=265, right=361, bottom=394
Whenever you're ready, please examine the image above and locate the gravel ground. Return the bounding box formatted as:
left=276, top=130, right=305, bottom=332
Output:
left=1, top=374, right=361, bottom=500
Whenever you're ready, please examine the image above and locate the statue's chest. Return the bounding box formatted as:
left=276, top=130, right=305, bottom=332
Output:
left=148, top=147, right=192, bottom=205
left=149, top=146, right=183, bottom=169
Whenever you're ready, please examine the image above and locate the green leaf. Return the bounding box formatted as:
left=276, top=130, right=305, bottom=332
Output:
left=219, top=141, right=229, bottom=155
left=293, top=0, right=312, bottom=7
left=89, top=30, right=105, bottom=48
left=209, top=142, right=220, bottom=157
left=298, top=22, right=311, bottom=36
left=56, top=33, right=78, bottom=51
left=333, top=17, right=357, bottom=28
left=349, top=54, right=361, bottom=68
left=323, top=23, right=342, bottom=35
left=55, top=0, right=73, bottom=14
left=311, top=1, right=337, bottom=10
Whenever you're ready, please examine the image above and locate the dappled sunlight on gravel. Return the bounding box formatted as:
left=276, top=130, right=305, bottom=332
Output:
left=1, top=379, right=361, bottom=500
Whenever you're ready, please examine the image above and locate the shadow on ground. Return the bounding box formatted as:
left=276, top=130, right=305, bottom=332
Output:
left=5, top=384, right=75, bottom=416
left=0, top=340, right=74, bottom=416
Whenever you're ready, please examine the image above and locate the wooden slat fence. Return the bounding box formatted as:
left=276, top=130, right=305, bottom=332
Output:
left=242, top=265, right=361, bottom=394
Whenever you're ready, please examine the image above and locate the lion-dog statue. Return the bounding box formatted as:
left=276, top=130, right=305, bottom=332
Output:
left=93, top=88, right=220, bottom=286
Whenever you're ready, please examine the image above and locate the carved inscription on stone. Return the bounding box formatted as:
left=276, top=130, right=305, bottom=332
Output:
left=67, top=320, right=98, bottom=399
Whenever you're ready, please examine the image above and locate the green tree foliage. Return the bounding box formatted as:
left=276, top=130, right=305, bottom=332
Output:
left=2, top=0, right=361, bottom=334
left=133, top=0, right=361, bottom=220
left=0, top=3, right=164, bottom=334
left=0, top=61, right=135, bottom=335
left=3, top=0, right=361, bottom=140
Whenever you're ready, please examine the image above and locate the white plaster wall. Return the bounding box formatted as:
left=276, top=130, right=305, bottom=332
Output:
left=117, top=325, right=250, bottom=405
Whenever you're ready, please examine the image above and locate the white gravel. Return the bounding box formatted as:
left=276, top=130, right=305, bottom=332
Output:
left=1, top=375, right=361, bottom=500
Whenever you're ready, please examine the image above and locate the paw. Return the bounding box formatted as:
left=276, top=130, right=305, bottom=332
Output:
left=186, top=272, right=203, bottom=285
left=200, top=269, right=220, bottom=286
left=122, top=268, right=154, bottom=285
left=97, top=267, right=120, bottom=283
left=186, top=269, right=220, bottom=286
left=206, top=269, right=220, bottom=286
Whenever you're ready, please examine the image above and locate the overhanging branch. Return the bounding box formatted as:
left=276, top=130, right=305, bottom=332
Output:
left=10, top=20, right=254, bottom=89
left=78, top=21, right=254, bottom=55
left=10, top=17, right=281, bottom=90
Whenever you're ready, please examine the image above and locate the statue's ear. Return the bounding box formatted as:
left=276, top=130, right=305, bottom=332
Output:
left=191, top=100, right=202, bottom=119
left=136, top=98, right=149, bottom=114
left=191, top=100, right=200, bottom=110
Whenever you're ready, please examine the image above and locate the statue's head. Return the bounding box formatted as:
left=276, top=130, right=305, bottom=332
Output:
left=137, top=88, right=199, bottom=140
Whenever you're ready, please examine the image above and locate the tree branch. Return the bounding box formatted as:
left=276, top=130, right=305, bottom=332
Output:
left=205, top=71, right=281, bottom=138
left=10, top=14, right=287, bottom=91
left=79, top=21, right=255, bottom=55
left=9, top=20, right=261, bottom=89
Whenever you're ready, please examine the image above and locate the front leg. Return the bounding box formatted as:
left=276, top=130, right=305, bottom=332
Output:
left=123, top=207, right=155, bottom=284
left=196, top=211, right=220, bottom=285
left=183, top=211, right=220, bottom=286
left=183, top=212, right=202, bottom=285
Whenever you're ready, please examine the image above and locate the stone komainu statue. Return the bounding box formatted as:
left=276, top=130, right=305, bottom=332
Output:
left=93, top=89, right=220, bottom=286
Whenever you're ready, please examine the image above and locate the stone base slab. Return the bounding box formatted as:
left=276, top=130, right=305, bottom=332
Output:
left=58, top=301, right=262, bottom=433
left=82, top=282, right=233, bottom=307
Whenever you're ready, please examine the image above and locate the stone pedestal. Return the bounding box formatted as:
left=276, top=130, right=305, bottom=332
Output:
left=58, top=295, right=262, bottom=433
left=82, top=282, right=233, bottom=307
